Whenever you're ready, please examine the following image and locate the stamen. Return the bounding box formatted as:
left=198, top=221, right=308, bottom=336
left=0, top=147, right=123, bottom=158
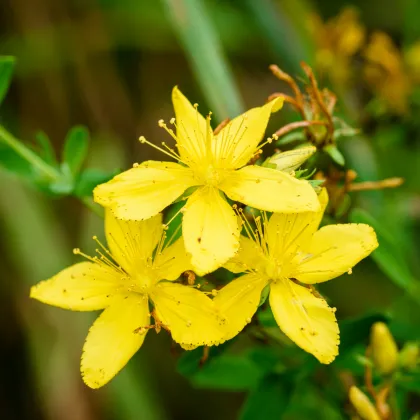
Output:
left=139, top=135, right=183, bottom=163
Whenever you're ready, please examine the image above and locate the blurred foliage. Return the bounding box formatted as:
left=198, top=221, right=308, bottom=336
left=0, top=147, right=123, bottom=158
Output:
left=1, top=0, right=420, bottom=419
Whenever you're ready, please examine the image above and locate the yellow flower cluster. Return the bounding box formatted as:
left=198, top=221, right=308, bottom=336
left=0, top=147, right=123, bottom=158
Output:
left=30, top=87, right=378, bottom=388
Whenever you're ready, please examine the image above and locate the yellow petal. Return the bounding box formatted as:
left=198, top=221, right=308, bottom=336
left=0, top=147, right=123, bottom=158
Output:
left=81, top=294, right=150, bottom=388
left=105, top=210, right=163, bottom=274
left=30, top=262, right=120, bottom=311
left=266, top=189, right=328, bottom=259
left=213, top=273, right=268, bottom=341
left=183, top=186, right=240, bottom=274
left=266, top=213, right=322, bottom=264
left=220, top=165, right=320, bottom=213
left=154, top=238, right=192, bottom=281
left=213, top=98, right=283, bottom=169
left=269, top=278, right=339, bottom=363
left=172, top=86, right=208, bottom=165
left=292, top=223, right=378, bottom=284
left=151, top=282, right=225, bottom=348
left=224, top=235, right=267, bottom=274
left=266, top=146, right=316, bottom=173
left=94, top=161, right=197, bottom=220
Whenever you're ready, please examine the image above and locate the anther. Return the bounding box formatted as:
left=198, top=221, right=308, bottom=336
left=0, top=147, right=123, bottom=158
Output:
left=133, top=162, right=139, bottom=168
left=73, top=248, right=80, bottom=254
left=158, top=119, right=165, bottom=127
left=139, top=136, right=146, bottom=143
left=170, top=117, right=176, bottom=124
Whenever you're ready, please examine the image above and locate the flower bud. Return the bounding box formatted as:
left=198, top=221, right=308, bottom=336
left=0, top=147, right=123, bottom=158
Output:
left=399, top=341, right=419, bottom=371
left=370, top=322, right=398, bottom=375
left=349, top=386, right=381, bottom=420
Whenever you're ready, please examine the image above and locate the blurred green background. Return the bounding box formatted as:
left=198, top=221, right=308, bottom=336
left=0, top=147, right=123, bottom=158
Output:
left=1, top=0, right=420, bottom=419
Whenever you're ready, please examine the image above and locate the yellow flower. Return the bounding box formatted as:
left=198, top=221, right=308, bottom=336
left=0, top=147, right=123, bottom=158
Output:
left=363, top=32, right=410, bottom=115
left=30, top=211, right=226, bottom=389
left=94, top=87, right=320, bottom=274
left=213, top=190, right=378, bottom=363
left=309, top=7, right=365, bottom=87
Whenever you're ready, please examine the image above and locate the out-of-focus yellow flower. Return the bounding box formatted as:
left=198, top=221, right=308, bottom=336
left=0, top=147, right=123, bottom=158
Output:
left=30, top=211, right=226, bottom=388
left=399, top=341, right=419, bottom=370
left=363, top=32, right=411, bottom=115
left=309, top=7, right=365, bottom=87
left=94, top=87, right=319, bottom=274
left=404, top=41, right=420, bottom=83
left=370, top=322, right=399, bottom=375
left=349, top=386, right=381, bottom=420
left=214, top=189, right=378, bottom=363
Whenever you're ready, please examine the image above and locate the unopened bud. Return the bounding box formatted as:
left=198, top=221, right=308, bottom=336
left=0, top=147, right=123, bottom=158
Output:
left=349, top=386, right=381, bottom=420
left=370, top=322, right=398, bottom=375
left=399, top=341, right=419, bottom=371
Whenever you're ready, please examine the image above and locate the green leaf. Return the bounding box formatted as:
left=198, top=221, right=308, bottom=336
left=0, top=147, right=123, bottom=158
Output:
left=74, top=168, right=118, bottom=198
left=189, top=355, right=262, bottom=391
left=62, top=126, right=89, bottom=176
left=350, top=209, right=420, bottom=303
left=397, top=372, right=420, bottom=394
left=34, top=131, right=57, bottom=166
left=49, top=163, right=74, bottom=195
left=259, top=284, right=270, bottom=306
left=324, top=144, right=345, bottom=166
left=0, top=56, right=15, bottom=105
left=240, top=374, right=293, bottom=420
left=163, top=200, right=184, bottom=246
left=177, top=343, right=275, bottom=391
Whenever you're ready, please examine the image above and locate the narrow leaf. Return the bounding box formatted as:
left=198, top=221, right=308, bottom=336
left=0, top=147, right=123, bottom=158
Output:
left=0, top=56, right=15, bottom=105
left=62, top=126, right=89, bottom=176
left=162, top=0, right=244, bottom=119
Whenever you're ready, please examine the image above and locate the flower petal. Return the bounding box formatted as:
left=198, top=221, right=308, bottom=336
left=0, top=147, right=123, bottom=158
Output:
left=265, top=188, right=328, bottom=261
left=30, top=262, right=120, bottom=311
left=213, top=273, right=268, bottom=341
left=81, top=294, right=150, bottom=388
left=105, top=210, right=163, bottom=274
left=183, top=186, right=240, bottom=274
left=94, top=161, right=197, bottom=220
left=213, top=98, right=283, bottom=169
left=220, top=165, right=320, bottom=213
left=269, top=279, right=339, bottom=364
left=172, top=86, right=208, bottom=165
left=154, top=238, right=193, bottom=281
left=151, top=282, right=225, bottom=348
left=224, top=236, right=267, bottom=274
left=292, top=223, right=378, bottom=284
left=266, top=146, right=316, bottom=173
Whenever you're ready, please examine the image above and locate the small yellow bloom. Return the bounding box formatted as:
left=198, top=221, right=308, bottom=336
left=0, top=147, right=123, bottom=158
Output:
left=309, top=7, right=365, bottom=87
left=399, top=341, right=419, bottom=370
left=349, top=386, right=381, bottom=420
left=265, top=146, right=316, bottom=173
left=214, top=189, right=378, bottom=363
left=30, top=211, right=225, bottom=388
left=370, top=322, right=398, bottom=375
left=364, top=32, right=410, bottom=115
left=94, top=87, right=320, bottom=274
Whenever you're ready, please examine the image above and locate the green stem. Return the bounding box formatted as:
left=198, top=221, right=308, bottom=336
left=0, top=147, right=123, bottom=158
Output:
left=0, top=125, right=60, bottom=180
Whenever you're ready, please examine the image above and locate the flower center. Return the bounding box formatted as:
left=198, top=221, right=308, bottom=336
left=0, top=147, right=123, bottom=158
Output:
left=198, top=165, right=230, bottom=187
left=265, top=259, right=282, bottom=280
